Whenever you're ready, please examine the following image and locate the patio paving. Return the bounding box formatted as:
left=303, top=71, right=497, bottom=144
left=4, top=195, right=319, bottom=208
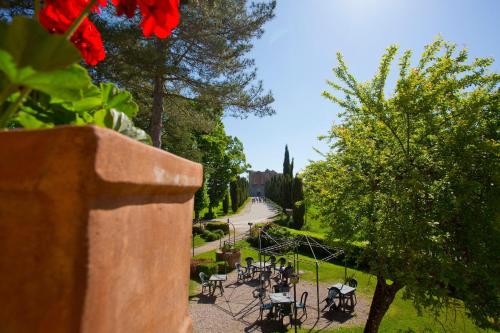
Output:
left=189, top=271, right=370, bottom=332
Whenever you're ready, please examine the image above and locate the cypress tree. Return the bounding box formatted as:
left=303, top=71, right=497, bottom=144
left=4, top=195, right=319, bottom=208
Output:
left=290, top=158, right=294, bottom=177
left=283, top=145, right=290, bottom=176
left=292, top=176, right=305, bottom=229
left=230, top=180, right=238, bottom=213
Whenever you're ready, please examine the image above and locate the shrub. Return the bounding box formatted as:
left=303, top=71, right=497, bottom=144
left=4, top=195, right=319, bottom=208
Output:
left=192, top=224, right=204, bottom=235
left=195, top=262, right=218, bottom=278
left=215, top=261, right=228, bottom=274
left=206, top=222, right=229, bottom=234
left=201, top=230, right=221, bottom=241
left=213, top=229, right=225, bottom=238
left=190, top=258, right=212, bottom=277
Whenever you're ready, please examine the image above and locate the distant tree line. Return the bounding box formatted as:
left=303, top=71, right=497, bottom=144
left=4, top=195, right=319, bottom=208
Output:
left=265, top=145, right=304, bottom=229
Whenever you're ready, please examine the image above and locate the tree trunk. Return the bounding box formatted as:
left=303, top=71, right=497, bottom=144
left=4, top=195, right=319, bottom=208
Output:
left=150, top=39, right=166, bottom=148
left=364, top=276, right=402, bottom=333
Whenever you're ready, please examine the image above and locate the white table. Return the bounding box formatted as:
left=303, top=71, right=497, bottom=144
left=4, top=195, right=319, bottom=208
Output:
left=252, top=261, right=272, bottom=269
left=209, top=274, right=227, bottom=295
left=269, top=292, right=293, bottom=304
left=329, top=283, right=356, bottom=311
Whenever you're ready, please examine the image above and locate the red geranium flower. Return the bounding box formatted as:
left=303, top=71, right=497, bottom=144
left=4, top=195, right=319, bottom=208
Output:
left=39, top=0, right=179, bottom=66
left=113, top=0, right=180, bottom=38
left=39, top=2, right=105, bottom=65
left=70, top=18, right=106, bottom=66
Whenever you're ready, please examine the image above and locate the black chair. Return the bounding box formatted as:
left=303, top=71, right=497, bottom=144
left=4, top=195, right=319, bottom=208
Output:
left=258, top=291, right=273, bottom=320
left=346, top=278, right=358, bottom=288
left=245, top=257, right=256, bottom=278
left=277, top=257, right=286, bottom=275
left=345, top=278, right=358, bottom=308
left=322, top=287, right=341, bottom=311
left=235, top=262, right=251, bottom=282
left=260, top=269, right=272, bottom=288
left=268, top=255, right=277, bottom=274
left=199, top=272, right=213, bottom=295
left=295, top=291, right=308, bottom=318
left=278, top=303, right=292, bottom=327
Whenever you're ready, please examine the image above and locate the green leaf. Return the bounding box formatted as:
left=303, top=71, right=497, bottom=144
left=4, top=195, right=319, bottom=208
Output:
left=15, top=107, right=54, bottom=129
left=0, top=17, right=80, bottom=71
left=22, top=65, right=92, bottom=101
left=0, top=48, right=92, bottom=101
left=100, top=83, right=138, bottom=118
left=93, top=108, right=151, bottom=145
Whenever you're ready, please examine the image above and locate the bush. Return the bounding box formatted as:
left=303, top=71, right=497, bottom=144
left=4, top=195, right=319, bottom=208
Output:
left=215, top=261, right=228, bottom=274
left=190, top=258, right=212, bottom=277
left=203, top=211, right=215, bottom=220
left=195, top=262, right=218, bottom=278
left=201, top=230, right=221, bottom=241
left=213, top=229, right=225, bottom=238
left=192, top=224, right=204, bottom=235
left=206, top=222, right=229, bottom=234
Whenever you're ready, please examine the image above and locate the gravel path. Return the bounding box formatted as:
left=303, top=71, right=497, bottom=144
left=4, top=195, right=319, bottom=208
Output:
left=189, top=271, right=370, bottom=332
left=193, top=199, right=279, bottom=256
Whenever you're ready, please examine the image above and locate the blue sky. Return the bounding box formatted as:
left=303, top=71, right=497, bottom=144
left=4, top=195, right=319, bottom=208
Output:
left=223, top=0, right=500, bottom=174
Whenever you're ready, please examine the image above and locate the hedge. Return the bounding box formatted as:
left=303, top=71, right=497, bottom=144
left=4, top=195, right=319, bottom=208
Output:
left=190, top=259, right=229, bottom=279
left=192, top=224, right=204, bottom=235
left=206, top=222, right=229, bottom=234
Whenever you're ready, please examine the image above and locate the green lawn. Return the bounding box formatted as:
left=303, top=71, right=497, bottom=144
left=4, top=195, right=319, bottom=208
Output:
left=303, top=203, right=325, bottom=235
left=193, top=240, right=486, bottom=333
left=193, top=234, right=207, bottom=248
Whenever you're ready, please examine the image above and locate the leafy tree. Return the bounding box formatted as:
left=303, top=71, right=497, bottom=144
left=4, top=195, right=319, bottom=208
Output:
left=93, top=0, right=276, bottom=147
left=222, top=191, right=229, bottom=215
left=200, top=121, right=249, bottom=217
left=304, top=38, right=499, bottom=332
left=292, top=175, right=305, bottom=229
left=194, top=179, right=208, bottom=220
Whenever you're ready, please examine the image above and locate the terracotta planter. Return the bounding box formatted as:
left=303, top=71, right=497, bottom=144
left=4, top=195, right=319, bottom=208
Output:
left=215, top=249, right=241, bottom=270
left=0, top=126, right=202, bottom=333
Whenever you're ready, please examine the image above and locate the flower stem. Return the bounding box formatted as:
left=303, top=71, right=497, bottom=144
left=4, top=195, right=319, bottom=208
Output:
left=63, top=0, right=98, bottom=40
left=0, top=88, right=32, bottom=128
left=34, top=0, right=40, bottom=19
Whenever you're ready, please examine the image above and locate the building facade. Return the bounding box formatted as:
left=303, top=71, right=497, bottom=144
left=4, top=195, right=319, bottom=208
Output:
left=248, top=169, right=279, bottom=197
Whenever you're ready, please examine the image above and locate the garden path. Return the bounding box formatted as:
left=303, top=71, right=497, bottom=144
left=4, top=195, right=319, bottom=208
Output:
left=193, top=199, right=279, bottom=256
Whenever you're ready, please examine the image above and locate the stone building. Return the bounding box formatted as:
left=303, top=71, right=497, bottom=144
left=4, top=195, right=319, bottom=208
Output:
left=248, top=169, right=279, bottom=197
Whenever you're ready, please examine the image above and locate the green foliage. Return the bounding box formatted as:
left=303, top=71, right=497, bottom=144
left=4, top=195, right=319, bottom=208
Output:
left=230, top=176, right=249, bottom=213
left=200, top=121, right=250, bottom=212
left=192, top=224, right=204, bottom=235
left=194, top=180, right=209, bottom=220
left=0, top=16, right=150, bottom=143
left=195, top=262, right=218, bottom=278
left=205, top=222, right=229, bottom=234
left=291, top=176, right=305, bottom=230
left=213, top=229, right=225, bottom=238
left=283, top=144, right=291, bottom=176
left=305, top=37, right=500, bottom=330
left=222, top=191, right=229, bottom=214
left=201, top=230, right=220, bottom=242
